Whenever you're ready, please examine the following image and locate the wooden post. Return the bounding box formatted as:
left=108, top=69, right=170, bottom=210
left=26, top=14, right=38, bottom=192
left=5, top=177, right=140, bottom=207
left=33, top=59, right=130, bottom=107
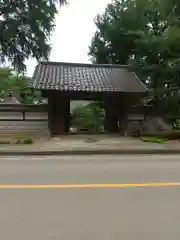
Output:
left=118, top=101, right=129, bottom=136
left=48, top=92, right=70, bottom=136
left=104, top=98, right=119, bottom=133
left=118, top=113, right=128, bottom=136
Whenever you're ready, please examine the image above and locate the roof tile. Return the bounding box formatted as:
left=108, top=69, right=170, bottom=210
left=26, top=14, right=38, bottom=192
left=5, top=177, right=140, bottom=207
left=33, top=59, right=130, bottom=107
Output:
left=30, top=62, right=147, bottom=93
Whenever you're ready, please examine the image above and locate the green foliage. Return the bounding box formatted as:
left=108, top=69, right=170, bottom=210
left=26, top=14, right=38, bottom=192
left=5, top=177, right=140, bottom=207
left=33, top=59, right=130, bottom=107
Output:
left=140, top=130, right=180, bottom=140
left=17, top=75, right=43, bottom=104
left=0, top=0, right=67, bottom=71
left=89, top=0, right=180, bottom=117
left=16, top=138, right=33, bottom=144
left=0, top=138, right=33, bottom=144
left=0, top=67, right=43, bottom=104
left=72, top=103, right=104, bottom=132
left=23, top=138, right=33, bottom=144
left=140, top=137, right=167, bottom=143
left=0, top=68, right=15, bottom=100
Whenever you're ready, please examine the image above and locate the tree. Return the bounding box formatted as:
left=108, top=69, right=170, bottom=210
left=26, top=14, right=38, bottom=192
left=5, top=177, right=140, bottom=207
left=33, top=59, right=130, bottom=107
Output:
left=88, top=0, right=180, bottom=116
left=0, top=67, right=16, bottom=100
left=129, top=0, right=180, bottom=113
left=89, top=0, right=147, bottom=65
left=0, top=67, right=43, bottom=104
left=0, top=0, right=67, bottom=71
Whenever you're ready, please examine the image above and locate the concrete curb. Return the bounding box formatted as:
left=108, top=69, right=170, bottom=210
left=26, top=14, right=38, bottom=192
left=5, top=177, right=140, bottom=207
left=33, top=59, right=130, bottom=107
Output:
left=0, top=149, right=180, bottom=156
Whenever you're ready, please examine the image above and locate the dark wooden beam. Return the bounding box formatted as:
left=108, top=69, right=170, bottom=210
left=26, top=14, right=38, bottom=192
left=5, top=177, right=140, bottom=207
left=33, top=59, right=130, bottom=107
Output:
left=48, top=92, right=70, bottom=136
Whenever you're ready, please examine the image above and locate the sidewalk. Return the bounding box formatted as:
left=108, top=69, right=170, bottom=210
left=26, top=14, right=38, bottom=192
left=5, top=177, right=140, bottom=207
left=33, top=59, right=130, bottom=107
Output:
left=0, top=135, right=180, bottom=155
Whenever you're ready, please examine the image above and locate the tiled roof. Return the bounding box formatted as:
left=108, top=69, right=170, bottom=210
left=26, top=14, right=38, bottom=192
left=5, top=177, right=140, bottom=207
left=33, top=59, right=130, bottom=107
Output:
left=30, top=62, right=147, bottom=93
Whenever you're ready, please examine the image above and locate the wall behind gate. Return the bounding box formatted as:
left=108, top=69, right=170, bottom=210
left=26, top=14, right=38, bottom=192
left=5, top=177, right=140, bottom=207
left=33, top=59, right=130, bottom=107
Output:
left=0, top=104, right=49, bottom=137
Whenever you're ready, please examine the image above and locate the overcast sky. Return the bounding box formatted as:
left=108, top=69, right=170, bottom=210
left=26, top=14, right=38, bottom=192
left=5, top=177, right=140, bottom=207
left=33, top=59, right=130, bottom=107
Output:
left=26, top=0, right=111, bottom=77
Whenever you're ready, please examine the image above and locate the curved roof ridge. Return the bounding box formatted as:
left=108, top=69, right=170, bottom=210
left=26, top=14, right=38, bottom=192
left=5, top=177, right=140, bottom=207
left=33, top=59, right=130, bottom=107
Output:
left=39, top=61, right=130, bottom=69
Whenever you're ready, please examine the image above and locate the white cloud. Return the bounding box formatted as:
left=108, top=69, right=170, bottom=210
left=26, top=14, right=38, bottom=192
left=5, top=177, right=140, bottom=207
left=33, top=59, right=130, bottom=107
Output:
left=26, top=0, right=111, bottom=77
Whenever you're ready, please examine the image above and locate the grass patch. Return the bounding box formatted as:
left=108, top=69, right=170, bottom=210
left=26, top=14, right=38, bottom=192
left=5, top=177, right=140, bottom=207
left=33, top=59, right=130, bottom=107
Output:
left=140, top=137, right=168, bottom=143
left=23, top=138, right=33, bottom=144
left=0, top=134, right=35, bottom=145
left=140, top=130, right=180, bottom=140
left=15, top=138, right=34, bottom=144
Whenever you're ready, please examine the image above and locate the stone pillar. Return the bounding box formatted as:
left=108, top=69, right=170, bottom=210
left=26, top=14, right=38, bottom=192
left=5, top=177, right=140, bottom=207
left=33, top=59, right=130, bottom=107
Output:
left=48, top=92, right=70, bottom=136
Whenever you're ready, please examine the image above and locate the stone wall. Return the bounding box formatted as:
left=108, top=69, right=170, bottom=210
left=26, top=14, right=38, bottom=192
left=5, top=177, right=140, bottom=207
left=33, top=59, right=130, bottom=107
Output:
left=126, top=114, right=172, bottom=136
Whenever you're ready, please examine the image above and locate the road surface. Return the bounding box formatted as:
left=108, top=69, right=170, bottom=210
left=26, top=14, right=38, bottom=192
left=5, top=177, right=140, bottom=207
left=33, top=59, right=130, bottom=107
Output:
left=0, top=154, right=180, bottom=240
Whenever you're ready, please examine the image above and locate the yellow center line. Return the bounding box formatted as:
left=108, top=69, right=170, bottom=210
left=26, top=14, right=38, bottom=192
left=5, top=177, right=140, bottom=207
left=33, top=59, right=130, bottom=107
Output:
left=0, top=182, right=180, bottom=189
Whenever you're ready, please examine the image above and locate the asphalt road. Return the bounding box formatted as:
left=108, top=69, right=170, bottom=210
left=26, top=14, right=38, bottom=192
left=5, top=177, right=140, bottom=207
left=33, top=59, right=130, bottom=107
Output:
left=0, top=154, right=180, bottom=240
